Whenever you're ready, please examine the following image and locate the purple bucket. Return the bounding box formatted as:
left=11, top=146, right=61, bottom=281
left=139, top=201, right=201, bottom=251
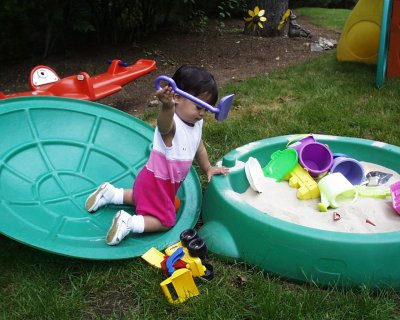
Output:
left=298, top=142, right=333, bottom=177
left=287, top=134, right=316, bottom=153
left=330, top=156, right=365, bottom=185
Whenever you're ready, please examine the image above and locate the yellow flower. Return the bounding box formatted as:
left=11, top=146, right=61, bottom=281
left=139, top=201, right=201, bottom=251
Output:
left=278, top=9, right=291, bottom=31
left=244, top=6, right=267, bottom=31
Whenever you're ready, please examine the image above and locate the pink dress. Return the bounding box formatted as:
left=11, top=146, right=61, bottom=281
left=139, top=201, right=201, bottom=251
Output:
left=132, top=114, right=203, bottom=227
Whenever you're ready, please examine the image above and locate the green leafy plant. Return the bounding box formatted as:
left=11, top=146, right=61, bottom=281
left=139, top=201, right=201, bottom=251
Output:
left=217, top=0, right=246, bottom=32
left=178, top=9, right=209, bottom=33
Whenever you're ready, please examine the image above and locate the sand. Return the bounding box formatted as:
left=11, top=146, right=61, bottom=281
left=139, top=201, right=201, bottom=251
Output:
left=238, top=162, right=400, bottom=233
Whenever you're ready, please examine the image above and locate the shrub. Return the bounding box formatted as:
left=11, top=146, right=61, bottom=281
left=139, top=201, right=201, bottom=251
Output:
left=289, top=0, right=357, bottom=9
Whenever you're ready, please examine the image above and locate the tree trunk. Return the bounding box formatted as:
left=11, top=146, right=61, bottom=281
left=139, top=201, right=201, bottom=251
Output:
left=244, top=0, right=289, bottom=37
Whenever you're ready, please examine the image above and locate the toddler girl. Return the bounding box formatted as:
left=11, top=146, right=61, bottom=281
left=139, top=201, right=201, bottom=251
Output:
left=85, top=65, right=229, bottom=245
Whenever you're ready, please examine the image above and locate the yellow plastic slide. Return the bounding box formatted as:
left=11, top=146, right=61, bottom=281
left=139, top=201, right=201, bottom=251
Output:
left=337, top=0, right=384, bottom=64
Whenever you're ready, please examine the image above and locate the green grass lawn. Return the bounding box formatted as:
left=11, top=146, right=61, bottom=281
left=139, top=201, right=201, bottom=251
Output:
left=203, top=53, right=400, bottom=167
left=296, top=7, right=352, bottom=32
left=2, top=8, right=400, bottom=320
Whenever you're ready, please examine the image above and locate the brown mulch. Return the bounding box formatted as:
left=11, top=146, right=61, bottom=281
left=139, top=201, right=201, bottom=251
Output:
left=0, top=16, right=340, bottom=117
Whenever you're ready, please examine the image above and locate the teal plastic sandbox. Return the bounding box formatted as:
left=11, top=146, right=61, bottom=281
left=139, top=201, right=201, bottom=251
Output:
left=199, top=135, right=400, bottom=289
left=0, top=97, right=201, bottom=260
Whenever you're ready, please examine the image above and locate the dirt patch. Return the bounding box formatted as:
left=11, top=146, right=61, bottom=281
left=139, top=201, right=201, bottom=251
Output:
left=0, top=17, right=340, bottom=117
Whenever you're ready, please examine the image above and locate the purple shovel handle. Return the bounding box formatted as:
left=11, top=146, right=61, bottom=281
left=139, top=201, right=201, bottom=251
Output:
left=155, top=75, right=234, bottom=121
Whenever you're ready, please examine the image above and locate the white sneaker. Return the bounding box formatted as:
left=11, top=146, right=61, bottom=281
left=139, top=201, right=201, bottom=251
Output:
left=106, top=210, right=132, bottom=245
left=85, top=182, right=112, bottom=213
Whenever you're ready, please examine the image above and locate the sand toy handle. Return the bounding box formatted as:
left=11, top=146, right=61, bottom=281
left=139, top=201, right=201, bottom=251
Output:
left=155, top=75, right=219, bottom=113
left=154, top=75, right=234, bottom=121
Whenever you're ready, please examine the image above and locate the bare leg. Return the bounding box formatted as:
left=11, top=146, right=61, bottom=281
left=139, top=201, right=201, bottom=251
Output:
left=143, top=215, right=170, bottom=232
left=123, top=189, right=135, bottom=206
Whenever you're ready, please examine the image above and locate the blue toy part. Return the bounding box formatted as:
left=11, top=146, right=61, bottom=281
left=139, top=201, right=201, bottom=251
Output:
left=107, top=59, right=129, bottom=67
left=154, top=75, right=234, bottom=121
left=332, top=152, right=350, bottom=158
left=166, top=246, right=185, bottom=276
left=376, top=0, right=393, bottom=88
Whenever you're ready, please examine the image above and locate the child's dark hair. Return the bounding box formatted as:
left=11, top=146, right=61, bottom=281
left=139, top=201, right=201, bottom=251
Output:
left=172, top=65, right=218, bottom=106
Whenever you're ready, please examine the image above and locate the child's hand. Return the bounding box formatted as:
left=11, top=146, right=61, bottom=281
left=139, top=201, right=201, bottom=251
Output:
left=156, top=86, right=174, bottom=108
left=206, top=166, right=229, bottom=182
